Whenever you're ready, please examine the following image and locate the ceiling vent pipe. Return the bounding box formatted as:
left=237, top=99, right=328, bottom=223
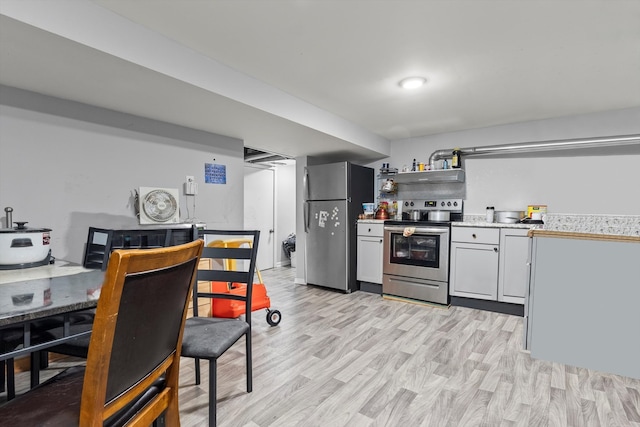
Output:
left=428, top=134, right=640, bottom=169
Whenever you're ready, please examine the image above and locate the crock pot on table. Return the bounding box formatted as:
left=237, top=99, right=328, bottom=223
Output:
left=0, top=222, right=52, bottom=270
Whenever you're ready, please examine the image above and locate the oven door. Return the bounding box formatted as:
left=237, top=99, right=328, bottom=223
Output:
left=383, top=225, right=450, bottom=282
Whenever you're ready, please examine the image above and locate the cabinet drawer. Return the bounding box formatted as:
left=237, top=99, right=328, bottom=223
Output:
left=451, top=226, right=499, bottom=244
left=357, top=223, right=384, bottom=237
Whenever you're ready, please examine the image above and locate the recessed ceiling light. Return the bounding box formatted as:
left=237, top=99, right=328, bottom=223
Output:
left=399, top=76, right=427, bottom=90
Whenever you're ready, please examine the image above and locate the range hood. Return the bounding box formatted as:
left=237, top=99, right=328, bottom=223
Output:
left=392, top=169, right=465, bottom=184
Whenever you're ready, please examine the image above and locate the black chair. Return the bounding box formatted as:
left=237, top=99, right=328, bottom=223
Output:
left=180, top=229, right=260, bottom=427
left=0, top=316, right=94, bottom=400
left=0, top=328, right=23, bottom=399
left=0, top=239, right=204, bottom=426
left=39, top=309, right=96, bottom=361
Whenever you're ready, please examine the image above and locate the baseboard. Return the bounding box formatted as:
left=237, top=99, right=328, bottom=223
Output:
left=275, top=260, right=292, bottom=268
left=450, top=296, right=524, bottom=316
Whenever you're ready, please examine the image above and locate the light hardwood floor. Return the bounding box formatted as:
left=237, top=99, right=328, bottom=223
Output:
left=4, top=267, right=639, bottom=426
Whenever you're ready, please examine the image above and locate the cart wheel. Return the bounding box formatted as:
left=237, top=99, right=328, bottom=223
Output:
left=266, top=309, right=281, bottom=326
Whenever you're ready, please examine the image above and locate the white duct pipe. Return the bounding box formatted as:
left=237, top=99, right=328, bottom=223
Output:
left=428, top=134, right=640, bottom=169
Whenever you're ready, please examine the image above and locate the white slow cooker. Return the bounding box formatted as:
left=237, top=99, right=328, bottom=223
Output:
left=0, top=221, right=52, bottom=269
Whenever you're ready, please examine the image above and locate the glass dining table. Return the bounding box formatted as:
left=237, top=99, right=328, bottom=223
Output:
left=1, top=262, right=105, bottom=395
left=1, top=262, right=105, bottom=360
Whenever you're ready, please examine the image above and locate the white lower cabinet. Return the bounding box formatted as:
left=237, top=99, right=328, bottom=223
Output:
left=450, top=226, right=529, bottom=304
left=450, top=227, right=499, bottom=300
left=357, top=222, right=384, bottom=284
left=497, top=228, right=529, bottom=304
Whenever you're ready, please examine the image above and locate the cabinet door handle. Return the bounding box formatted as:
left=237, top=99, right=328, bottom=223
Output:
left=494, top=247, right=498, bottom=252
left=472, top=233, right=477, bottom=239
left=368, top=228, right=372, bottom=232
left=379, top=239, right=383, bottom=243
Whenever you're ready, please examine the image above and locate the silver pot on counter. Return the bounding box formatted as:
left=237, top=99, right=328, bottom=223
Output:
left=494, top=210, right=525, bottom=224
left=410, top=210, right=422, bottom=221
left=428, top=210, right=451, bottom=222
left=0, top=220, right=52, bottom=269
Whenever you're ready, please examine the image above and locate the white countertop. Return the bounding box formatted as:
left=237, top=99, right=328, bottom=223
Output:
left=358, top=218, right=535, bottom=229
left=358, top=214, right=640, bottom=236
left=452, top=221, right=538, bottom=230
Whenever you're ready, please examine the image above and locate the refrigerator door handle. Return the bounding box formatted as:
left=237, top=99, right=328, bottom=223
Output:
left=304, top=201, right=309, bottom=233
left=303, top=166, right=309, bottom=201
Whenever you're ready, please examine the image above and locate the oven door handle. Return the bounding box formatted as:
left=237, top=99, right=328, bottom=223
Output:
left=384, top=226, right=449, bottom=235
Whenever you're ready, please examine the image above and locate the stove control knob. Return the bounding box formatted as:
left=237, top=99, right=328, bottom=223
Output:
left=453, top=201, right=458, bottom=206
left=410, top=201, right=414, bottom=206
left=405, top=201, right=410, bottom=207
left=447, top=201, right=452, bottom=206
left=441, top=201, right=445, bottom=206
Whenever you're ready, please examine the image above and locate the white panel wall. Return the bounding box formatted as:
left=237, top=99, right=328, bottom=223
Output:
left=373, top=107, right=640, bottom=216
left=0, top=89, right=245, bottom=264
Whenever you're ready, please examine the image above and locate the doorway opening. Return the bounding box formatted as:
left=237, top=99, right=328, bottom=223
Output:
left=243, top=147, right=296, bottom=271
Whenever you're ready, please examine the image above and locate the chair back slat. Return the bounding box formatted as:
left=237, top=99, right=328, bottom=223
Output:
left=202, top=246, right=254, bottom=260
left=193, top=230, right=260, bottom=322
left=196, top=269, right=253, bottom=285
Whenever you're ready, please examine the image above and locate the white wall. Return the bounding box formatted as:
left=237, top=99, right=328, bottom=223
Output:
left=373, top=107, right=640, bottom=215
left=274, top=163, right=296, bottom=266
left=0, top=87, right=245, bottom=264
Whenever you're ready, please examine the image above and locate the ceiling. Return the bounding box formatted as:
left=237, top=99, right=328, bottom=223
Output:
left=1, top=1, right=639, bottom=162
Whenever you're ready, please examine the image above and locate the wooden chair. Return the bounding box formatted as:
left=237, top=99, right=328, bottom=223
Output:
left=180, top=229, right=260, bottom=427
left=0, top=239, right=204, bottom=426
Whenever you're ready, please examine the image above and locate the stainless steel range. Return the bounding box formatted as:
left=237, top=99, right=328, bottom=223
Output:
left=383, top=198, right=463, bottom=305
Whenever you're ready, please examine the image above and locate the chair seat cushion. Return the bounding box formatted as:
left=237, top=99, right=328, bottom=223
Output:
left=0, top=365, right=85, bottom=425
left=181, top=317, right=250, bottom=360
left=0, top=365, right=165, bottom=427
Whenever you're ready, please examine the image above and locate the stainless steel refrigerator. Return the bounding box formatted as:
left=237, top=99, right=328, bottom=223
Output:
left=304, top=162, right=374, bottom=292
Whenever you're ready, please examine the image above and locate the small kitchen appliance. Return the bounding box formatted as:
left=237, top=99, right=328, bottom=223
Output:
left=0, top=220, right=52, bottom=269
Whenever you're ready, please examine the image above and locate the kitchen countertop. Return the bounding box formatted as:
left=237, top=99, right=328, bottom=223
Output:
left=452, top=220, right=537, bottom=230
left=459, top=213, right=640, bottom=237
left=358, top=214, right=640, bottom=237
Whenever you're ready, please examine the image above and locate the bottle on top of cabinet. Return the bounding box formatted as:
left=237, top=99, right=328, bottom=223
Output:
left=452, top=148, right=461, bottom=168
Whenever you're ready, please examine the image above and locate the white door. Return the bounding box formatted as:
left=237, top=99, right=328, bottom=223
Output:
left=244, top=166, right=275, bottom=270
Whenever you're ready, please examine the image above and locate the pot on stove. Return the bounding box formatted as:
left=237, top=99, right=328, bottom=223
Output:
left=428, top=210, right=451, bottom=222
left=410, top=210, right=422, bottom=221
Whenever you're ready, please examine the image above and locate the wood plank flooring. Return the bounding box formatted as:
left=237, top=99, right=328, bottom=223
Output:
left=3, top=266, right=639, bottom=426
